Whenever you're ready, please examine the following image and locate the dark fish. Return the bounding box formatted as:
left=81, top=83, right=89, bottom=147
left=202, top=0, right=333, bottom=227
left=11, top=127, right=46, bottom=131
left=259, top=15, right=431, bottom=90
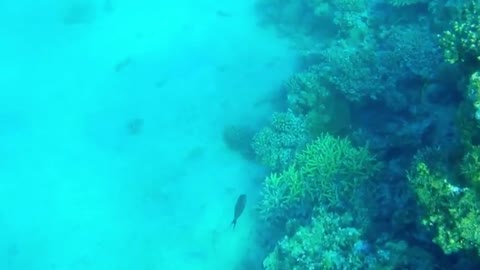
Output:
left=231, top=194, right=246, bottom=229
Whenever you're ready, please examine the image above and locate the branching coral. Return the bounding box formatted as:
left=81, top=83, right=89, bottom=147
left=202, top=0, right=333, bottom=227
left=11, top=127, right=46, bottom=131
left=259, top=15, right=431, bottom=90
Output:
left=258, top=165, right=307, bottom=221
left=258, top=133, right=380, bottom=222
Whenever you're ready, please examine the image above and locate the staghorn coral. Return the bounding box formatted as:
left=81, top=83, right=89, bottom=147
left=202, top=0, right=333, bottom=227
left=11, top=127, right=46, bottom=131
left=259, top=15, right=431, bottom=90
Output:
left=258, top=133, right=380, bottom=222
left=258, top=165, right=308, bottom=223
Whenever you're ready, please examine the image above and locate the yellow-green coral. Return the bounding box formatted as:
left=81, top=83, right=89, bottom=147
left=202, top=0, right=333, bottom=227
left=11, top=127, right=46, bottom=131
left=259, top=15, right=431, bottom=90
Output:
left=461, top=145, right=480, bottom=189
left=258, top=165, right=306, bottom=220
left=408, top=150, right=480, bottom=254
left=467, top=71, right=480, bottom=120
left=297, top=134, right=375, bottom=182
left=439, top=1, right=480, bottom=65
left=258, top=133, right=380, bottom=222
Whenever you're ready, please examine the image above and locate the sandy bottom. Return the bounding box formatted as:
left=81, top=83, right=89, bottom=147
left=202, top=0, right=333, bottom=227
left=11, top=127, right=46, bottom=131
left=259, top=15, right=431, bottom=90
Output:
left=0, top=0, right=297, bottom=269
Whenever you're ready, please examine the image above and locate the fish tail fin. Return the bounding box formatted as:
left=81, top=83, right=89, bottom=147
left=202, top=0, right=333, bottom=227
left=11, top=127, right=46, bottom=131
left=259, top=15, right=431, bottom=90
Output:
left=231, top=219, right=237, bottom=229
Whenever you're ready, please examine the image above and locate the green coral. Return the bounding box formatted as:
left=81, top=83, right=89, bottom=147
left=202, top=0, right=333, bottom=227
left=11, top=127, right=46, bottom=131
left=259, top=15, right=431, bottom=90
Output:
left=407, top=149, right=480, bottom=254
left=258, top=165, right=306, bottom=221
left=439, top=1, right=480, bottom=65
left=461, top=144, right=480, bottom=189
left=263, top=207, right=363, bottom=270
left=263, top=207, right=435, bottom=270
left=258, top=133, right=380, bottom=222
left=467, top=71, right=480, bottom=120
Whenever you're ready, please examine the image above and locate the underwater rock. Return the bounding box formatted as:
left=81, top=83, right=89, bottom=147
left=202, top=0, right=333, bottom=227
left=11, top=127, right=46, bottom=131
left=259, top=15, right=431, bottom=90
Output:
left=222, top=124, right=256, bottom=160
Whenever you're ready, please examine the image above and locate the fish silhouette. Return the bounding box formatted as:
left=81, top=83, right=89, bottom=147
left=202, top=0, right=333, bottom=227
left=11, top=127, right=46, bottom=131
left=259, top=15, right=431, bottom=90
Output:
left=231, top=194, right=246, bottom=229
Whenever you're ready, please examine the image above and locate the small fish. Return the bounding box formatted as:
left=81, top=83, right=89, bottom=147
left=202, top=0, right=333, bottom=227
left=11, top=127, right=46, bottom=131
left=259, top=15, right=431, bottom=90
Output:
left=231, top=194, right=246, bottom=229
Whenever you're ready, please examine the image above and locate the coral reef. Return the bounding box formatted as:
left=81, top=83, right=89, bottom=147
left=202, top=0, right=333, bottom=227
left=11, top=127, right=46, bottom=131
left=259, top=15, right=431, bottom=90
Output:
left=387, top=0, right=428, bottom=6
left=380, top=25, right=442, bottom=80
left=251, top=0, right=480, bottom=268
left=408, top=149, right=480, bottom=255
left=285, top=66, right=331, bottom=115
left=439, top=1, right=480, bottom=66
left=263, top=206, right=435, bottom=270
left=314, top=39, right=388, bottom=102
left=258, top=133, right=380, bottom=223
left=252, top=111, right=309, bottom=171
left=467, top=71, right=480, bottom=120
left=284, top=66, right=352, bottom=136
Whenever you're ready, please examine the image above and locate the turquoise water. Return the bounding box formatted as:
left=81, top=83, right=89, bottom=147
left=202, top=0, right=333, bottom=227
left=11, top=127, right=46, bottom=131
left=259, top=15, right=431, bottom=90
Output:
left=0, top=0, right=297, bottom=269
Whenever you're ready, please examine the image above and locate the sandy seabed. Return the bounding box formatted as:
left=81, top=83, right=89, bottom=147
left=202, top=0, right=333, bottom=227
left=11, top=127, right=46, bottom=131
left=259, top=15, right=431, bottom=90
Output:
left=0, top=0, right=297, bottom=269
